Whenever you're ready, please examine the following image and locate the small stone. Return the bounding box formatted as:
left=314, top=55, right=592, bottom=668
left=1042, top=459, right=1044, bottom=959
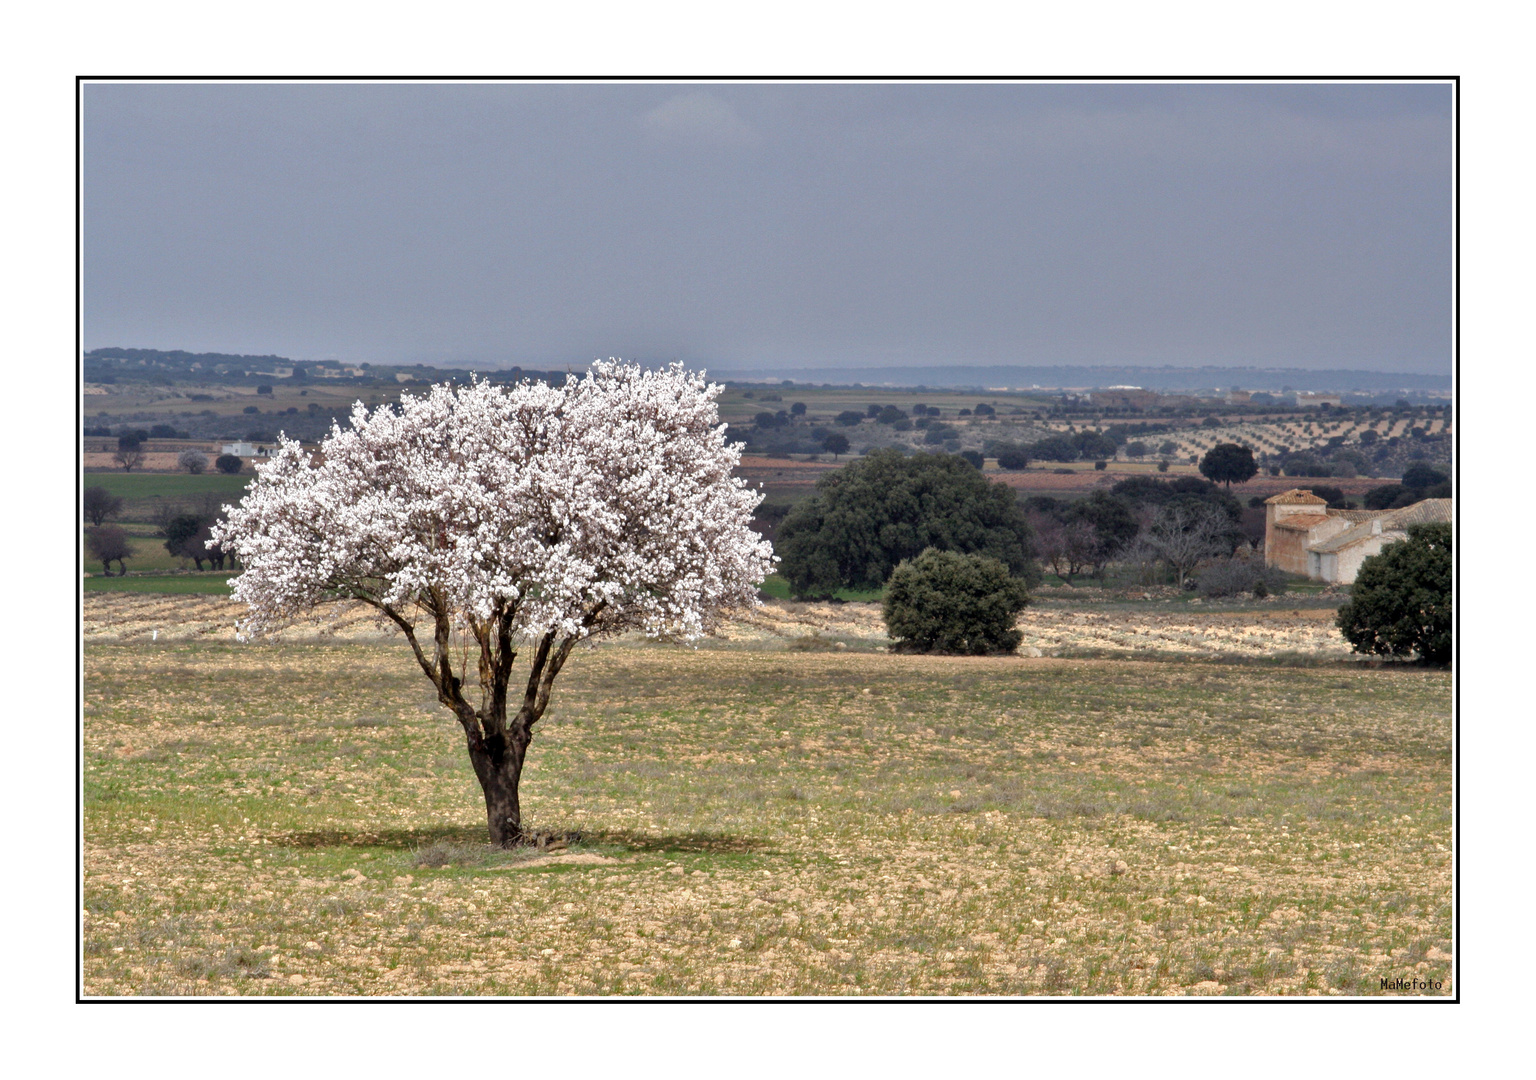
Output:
left=289, top=974, right=305, bottom=984
left=541, top=948, right=555, bottom=956
left=1223, top=866, right=1240, bottom=873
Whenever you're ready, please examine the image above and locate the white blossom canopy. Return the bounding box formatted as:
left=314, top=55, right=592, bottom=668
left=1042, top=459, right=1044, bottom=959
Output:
left=213, top=361, right=775, bottom=644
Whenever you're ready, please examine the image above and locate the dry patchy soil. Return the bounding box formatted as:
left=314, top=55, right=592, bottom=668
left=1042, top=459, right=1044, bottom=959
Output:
left=83, top=599, right=1451, bottom=997
left=85, top=592, right=1356, bottom=662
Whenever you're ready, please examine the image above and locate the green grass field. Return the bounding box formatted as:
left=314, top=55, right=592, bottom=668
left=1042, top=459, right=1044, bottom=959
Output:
left=84, top=574, right=235, bottom=595
left=83, top=473, right=253, bottom=500
left=84, top=473, right=253, bottom=526
left=83, top=638, right=1451, bottom=997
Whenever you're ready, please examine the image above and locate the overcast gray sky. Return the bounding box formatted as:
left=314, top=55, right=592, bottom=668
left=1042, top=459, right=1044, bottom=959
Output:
left=83, top=82, right=1452, bottom=374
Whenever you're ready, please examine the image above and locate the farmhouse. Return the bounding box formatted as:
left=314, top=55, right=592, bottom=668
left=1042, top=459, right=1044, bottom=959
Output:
left=1264, top=489, right=1452, bottom=584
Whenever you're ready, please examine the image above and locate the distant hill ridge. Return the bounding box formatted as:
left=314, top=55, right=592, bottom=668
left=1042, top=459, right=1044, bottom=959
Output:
left=83, top=349, right=1450, bottom=394
left=711, top=364, right=1451, bottom=393
left=87, top=347, right=299, bottom=368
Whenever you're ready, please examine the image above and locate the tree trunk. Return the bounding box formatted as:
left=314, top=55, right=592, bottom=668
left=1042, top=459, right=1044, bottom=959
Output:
left=467, top=730, right=528, bottom=846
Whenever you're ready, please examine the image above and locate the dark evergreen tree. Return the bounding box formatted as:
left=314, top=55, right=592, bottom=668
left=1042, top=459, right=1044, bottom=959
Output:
left=1199, top=442, right=1259, bottom=488
left=993, top=442, right=1031, bottom=470
left=1401, top=462, right=1449, bottom=491
left=776, top=448, right=1039, bottom=598
left=819, top=431, right=851, bottom=458
left=1336, top=523, right=1451, bottom=665
left=1028, top=434, right=1080, bottom=462
left=883, top=548, right=1031, bottom=655
left=164, top=513, right=212, bottom=570
left=1063, top=492, right=1139, bottom=570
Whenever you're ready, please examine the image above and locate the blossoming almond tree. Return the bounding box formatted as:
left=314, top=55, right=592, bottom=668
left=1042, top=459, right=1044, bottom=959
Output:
left=212, top=361, right=774, bottom=845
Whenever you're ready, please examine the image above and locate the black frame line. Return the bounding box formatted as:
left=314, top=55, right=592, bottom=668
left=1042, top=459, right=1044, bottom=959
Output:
left=76, top=73, right=1459, bottom=1005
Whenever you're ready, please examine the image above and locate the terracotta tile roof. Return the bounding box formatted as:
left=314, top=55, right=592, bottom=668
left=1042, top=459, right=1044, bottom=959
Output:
left=1385, top=499, right=1453, bottom=527
left=1266, top=489, right=1328, bottom=505
left=1308, top=499, right=1453, bottom=553
left=1274, top=513, right=1332, bottom=531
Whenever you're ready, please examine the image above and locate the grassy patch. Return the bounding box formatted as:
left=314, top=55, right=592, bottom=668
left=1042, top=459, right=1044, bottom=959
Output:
left=84, top=574, right=236, bottom=595
left=82, top=473, right=252, bottom=526
left=83, top=473, right=253, bottom=501
left=758, top=574, right=885, bottom=603
left=83, top=641, right=1451, bottom=997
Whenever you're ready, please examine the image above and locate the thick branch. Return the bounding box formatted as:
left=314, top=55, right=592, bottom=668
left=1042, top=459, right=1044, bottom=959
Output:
left=428, top=592, right=477, bottom=726
left=517, top=631, right=558, bottom=729
left=515, top=603, right=607, bottom=731
left=492, top=608, right=516, bottom=720
left=532, top=635, right=580, bottom=718
left=356, top=595, right=482, bottom=742
left=359, top=599, right=437, bottom=686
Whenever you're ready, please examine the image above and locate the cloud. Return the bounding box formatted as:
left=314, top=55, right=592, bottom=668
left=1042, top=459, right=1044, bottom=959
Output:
left=639, top=92, right=761, bottom=148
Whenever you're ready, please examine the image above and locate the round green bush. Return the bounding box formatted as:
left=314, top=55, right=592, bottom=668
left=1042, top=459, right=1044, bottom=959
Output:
left=882, top=548, right=1031, bottom=655
left=1335, top=523, right=1451, bottom=665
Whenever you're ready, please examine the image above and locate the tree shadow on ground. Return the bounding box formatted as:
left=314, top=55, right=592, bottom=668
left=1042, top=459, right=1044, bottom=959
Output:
left=271, top=825, right=772, bottom=855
